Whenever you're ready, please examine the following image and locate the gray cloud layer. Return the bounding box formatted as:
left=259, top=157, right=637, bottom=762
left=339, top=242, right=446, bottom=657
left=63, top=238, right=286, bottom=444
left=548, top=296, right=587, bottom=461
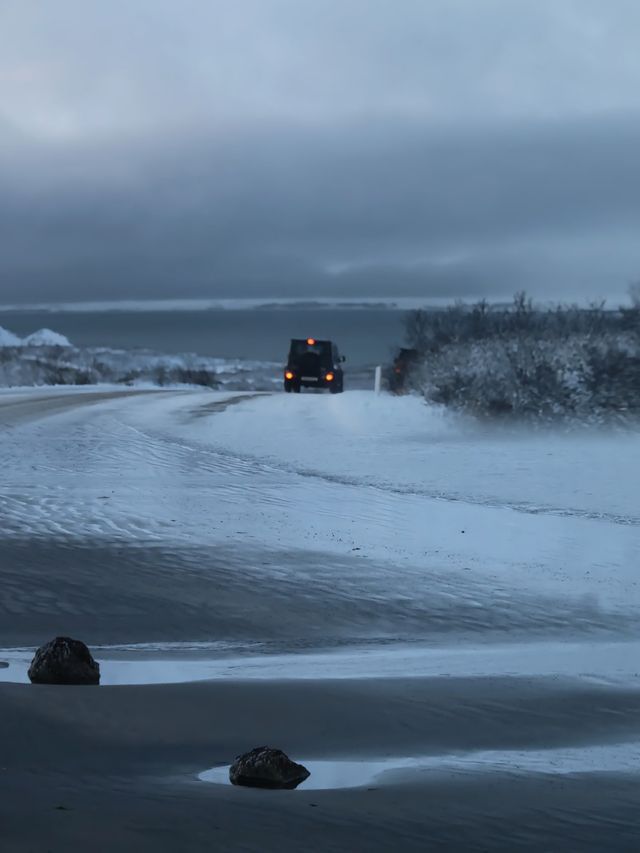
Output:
left=1, top=1, right=640, bottom=303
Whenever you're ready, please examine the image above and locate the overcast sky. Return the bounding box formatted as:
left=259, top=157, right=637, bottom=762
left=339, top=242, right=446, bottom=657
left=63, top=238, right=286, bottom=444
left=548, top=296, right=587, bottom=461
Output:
left=1, top=0, right=640, bottom=304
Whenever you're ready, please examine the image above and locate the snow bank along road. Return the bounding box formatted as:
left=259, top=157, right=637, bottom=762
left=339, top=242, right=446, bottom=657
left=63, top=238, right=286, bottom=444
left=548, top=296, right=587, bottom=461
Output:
left=1, top=386, right=638, bottom=667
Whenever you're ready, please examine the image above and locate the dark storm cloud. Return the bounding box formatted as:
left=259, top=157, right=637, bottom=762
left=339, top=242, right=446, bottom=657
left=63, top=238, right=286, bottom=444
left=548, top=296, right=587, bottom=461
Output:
left=1, top=114, right=639, bottom=302
left=1, top=1, right=640, bottom=303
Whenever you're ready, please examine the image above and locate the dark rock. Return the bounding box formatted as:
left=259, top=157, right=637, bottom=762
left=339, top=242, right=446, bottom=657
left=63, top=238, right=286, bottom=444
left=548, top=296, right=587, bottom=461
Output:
left=28, top=637, right=100, bottom=685
left=0, top=661, right=8, bottom=669
left=229, top=746, right=310, bottom=789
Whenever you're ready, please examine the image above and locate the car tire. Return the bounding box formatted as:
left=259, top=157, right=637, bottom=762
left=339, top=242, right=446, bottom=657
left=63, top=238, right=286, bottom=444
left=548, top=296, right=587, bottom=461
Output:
left=293, top=382, right=301, bottom=393
left=284, top=382, right=292, bottom=393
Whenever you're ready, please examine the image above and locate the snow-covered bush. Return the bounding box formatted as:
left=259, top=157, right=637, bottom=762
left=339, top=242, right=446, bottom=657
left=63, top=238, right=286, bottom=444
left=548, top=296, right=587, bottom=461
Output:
left=402, top=296, right=640, bottom=421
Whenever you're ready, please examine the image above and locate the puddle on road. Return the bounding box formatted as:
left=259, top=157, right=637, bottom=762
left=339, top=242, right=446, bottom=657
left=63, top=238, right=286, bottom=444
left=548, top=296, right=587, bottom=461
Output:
left=198, top=758, right=418, bottom=790
left=0, top=654, right=234, bottom=685
left=200, top=742, right=640, bottom=790
left=2, top=639, right=640, bottom=686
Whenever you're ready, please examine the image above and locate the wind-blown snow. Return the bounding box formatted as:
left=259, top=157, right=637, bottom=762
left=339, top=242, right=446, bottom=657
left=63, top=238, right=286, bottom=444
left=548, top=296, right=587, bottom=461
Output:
left=1, top=388, right=638, bottom=619
left=145, top=391, right=640, bottom=523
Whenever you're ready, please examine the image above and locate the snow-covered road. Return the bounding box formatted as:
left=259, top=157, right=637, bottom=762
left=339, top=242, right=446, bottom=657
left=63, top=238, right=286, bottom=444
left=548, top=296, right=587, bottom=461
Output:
left=1, top=387, right=639, bottom=659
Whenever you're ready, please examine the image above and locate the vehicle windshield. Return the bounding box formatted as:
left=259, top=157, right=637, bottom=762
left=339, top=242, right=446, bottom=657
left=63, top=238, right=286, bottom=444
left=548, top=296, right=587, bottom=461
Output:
left=289, top=340, right=331, bottom=360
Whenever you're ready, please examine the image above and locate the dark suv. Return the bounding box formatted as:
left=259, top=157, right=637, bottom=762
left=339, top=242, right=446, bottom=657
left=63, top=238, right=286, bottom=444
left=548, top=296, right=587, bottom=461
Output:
left=284, top=338, right=345, bottom=393
left=387, top=347, right=420, bottom=394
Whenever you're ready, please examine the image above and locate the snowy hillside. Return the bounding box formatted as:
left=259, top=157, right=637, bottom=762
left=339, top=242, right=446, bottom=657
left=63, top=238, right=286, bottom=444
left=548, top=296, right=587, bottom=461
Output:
left=0, top=324, right=284, bottom=390
left=0, top=325, right=72, bottom=347
left=0, top=327, right=23, bottom=346
left=21, top=328, right=72, bottom=347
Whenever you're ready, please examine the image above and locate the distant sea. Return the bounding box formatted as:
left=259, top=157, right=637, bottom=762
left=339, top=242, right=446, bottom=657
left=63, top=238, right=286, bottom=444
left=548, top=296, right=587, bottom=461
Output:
left=0, top=301, right=416, bottom=367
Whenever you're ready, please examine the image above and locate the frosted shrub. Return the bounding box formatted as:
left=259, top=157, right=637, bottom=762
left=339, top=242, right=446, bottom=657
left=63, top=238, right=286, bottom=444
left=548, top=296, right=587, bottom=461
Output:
left=404, top=297, right=640, bottom=420
left=417, top=335, right=640, bottom=420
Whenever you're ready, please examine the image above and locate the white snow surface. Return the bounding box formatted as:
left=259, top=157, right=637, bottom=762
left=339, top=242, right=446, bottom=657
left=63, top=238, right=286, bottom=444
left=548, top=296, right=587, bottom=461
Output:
left=21, top=328, right=72, bottom=347
left=0, top=326, right=23, bottom=346
left=158, top=391, right=640, bottom=523
left=1, top=387, right=638, bottom=616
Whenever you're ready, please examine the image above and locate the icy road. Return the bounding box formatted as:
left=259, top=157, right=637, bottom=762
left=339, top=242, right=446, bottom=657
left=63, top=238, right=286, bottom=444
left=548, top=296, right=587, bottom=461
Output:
left=0, top=386, right=639, bottom=677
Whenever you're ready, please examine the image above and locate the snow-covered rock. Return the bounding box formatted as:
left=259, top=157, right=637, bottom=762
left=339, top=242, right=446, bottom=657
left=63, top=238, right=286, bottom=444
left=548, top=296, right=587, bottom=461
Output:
left=22, top=328, right=72, bottom=347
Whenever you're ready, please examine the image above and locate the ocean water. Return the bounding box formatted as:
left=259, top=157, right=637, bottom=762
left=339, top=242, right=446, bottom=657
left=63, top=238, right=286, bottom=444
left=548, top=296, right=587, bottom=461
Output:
left=2, top=307, right=408, bottom=368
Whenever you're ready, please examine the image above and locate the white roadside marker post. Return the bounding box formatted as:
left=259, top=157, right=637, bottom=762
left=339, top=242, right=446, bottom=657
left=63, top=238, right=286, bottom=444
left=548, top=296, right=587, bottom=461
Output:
left=374, top=365, right=382, bottom=395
